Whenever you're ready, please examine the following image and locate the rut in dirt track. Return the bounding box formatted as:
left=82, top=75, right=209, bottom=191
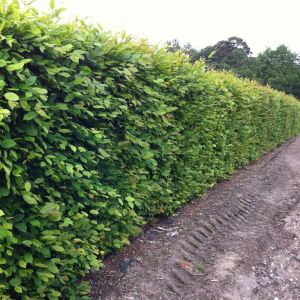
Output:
left=87, top=137, right=300, bottom=300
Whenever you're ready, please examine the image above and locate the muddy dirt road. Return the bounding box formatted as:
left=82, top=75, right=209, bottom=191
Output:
left=88, top=137, right=300, bottom=300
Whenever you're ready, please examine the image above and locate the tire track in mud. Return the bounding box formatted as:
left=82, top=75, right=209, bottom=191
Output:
left=159, top=177, right=276, bottom=299
left=161, top=187, right=300, bottom=300
left=88, top=137, right=300, bottom=300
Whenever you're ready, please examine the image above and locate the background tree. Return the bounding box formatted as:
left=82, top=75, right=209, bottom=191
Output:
left=166, top=39, right=200, bottom=62
left=252, top=45, right=300, bottom=98
left=199, top=36, right=251, bottom=70
left=166, top=37, right=300, bottom=99
left=166, top=39, right=182, bottom=52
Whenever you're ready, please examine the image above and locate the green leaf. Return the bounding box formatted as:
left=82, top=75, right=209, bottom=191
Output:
left=40, top=202, right=61, bottom=221
left=6, top=59, right=31, bottom=72
left=66, top=165, right=74, bottom=174
left=48, top=264, right=59, bottom=273
left=25, top=76, right=37, bottom=86
left=32, top=87, right=48, bottom=94
left=1, top=139, right=16, bottom=149
left=34, top=178, right=44, bottom=184
left=0, top=187, right=9, bottom=196
left=3, top=222, right=12, bottom=230
left=0, top=80, right=5, bottom=90
left=9, top=277, right=21, bottom=287
left=23, top=194, right=37, bottom=205
left=15, top=223, right=27, bottom=232
left=24, top=127, right=38, bottom=136
left=0, top=227, right=12, bottom=238
left=30, top=220, right=41, bottom=227
left=14, top=286, right=22, bottom=294
left=8, top=100, right=17, bottom=109
left=24, top=181, right=31, bottom=192
left=0, top=59, right=8, bottom=67
left=52, top=245, right=64, bottom=252
left=58, top=129, right=71, bottom=133
left=113, top=239, right=122, bottom=249
left=18, top=260, right=27, bottom=268
left=24, top=253, right=33, bottom=264
left=50, top=0, right=55, bottom=9
left=36, top=109, right=47, bottom=117
left=23, top=111, right=37, bottom=121
left=0, top=109, right=10, bottom=115
left=99, top=148, right=110, bottom=158
left=0, top=258, right=6, bottom=264
left=0, top=210, right=4, bottom=217
left=4, top=92, right=19, bottom=101
left=40, top=202, right=57, bottom=214
left=125, top=196, right=135, bottom=209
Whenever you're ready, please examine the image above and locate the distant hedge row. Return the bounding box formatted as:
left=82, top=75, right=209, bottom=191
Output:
left=0, top=2, right=300, bottom=299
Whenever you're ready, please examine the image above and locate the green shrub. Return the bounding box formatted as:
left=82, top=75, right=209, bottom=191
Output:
left=0, top=1, right=300, bottom=299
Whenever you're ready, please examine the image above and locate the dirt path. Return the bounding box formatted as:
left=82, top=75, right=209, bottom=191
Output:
left=87, top=137, right=300, bottom=300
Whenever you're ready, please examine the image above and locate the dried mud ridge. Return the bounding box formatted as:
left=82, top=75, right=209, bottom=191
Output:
left=88, top=137, right=300, bottom=300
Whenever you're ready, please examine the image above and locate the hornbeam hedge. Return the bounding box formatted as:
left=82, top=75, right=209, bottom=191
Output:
left=0, top=2, right=300, bottom=299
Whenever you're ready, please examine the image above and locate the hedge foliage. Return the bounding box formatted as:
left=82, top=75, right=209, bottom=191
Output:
left=0, top=1, right=300, bottom=299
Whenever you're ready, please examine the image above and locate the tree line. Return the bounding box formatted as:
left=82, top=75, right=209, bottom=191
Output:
left=166, top=37, right=300, bottom=99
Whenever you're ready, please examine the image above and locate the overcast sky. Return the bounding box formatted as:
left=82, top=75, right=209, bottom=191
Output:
left=30, top=0, right=300, bottom=55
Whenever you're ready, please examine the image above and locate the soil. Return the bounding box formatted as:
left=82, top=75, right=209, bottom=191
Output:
left=86, top=136, right=300, bottom=300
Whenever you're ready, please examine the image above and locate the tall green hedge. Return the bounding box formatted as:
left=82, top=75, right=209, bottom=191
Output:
left=0, top=1, right=300, bottom=299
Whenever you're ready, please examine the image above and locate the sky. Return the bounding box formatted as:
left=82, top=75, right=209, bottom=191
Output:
left=29, top=0, right=300, bottom=55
